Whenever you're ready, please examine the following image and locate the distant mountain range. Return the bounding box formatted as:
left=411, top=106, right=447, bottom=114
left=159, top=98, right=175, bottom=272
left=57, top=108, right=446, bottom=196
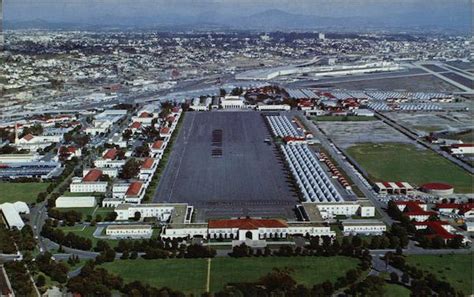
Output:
left=4, top=9, right=470, bottom=33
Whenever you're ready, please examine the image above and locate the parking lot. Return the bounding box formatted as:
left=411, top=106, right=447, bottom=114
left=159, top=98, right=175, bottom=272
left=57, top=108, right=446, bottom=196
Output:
left=153, top=111, right=298, bottom=220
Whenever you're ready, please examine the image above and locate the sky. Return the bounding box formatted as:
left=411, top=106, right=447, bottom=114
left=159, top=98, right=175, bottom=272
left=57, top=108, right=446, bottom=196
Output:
left=3, top=0, right=471, bottom=31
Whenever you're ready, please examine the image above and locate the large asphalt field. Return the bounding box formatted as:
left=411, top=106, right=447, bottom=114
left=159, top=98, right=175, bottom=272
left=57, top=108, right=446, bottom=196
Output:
left=153, top=111, right=298, bottom=220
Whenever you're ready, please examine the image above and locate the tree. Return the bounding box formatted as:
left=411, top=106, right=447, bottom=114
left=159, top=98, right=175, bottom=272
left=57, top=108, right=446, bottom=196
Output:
left=120, top=158, right=141, bottom=179
left=133, top=211, right=141, bottom=221
left=259, top=268, right=296, bottom=292
left=122, top=129, right=132, bottom=140
left=401, top=272, right=410, bottom=284
left=36, top=274, right=46, bottom=287
left=390, top=272, right=399, bottom=283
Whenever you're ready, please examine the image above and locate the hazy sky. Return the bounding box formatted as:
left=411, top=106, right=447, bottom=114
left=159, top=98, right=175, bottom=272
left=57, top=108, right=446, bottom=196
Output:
left=3, top=0, right=470, bottom=30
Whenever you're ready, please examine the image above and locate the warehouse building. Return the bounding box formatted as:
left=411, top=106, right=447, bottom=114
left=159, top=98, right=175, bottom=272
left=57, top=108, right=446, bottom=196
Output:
left=342, top=220, right=386, bottom=235
left=0, top=202, right=29, bottom=230
left=105, top=224, right=153, bottom=239
left=55, top=196, right=97, bottom=208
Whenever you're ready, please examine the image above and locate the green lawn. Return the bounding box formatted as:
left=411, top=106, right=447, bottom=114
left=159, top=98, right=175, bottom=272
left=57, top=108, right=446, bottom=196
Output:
left=314, top=116, right=377, bottom=122
left=101, top=256, right=361, bottom=294
left=102, top=258, right=207, bottom=295
left=383, top=283, right=411, bottom=297
left=57, top=225, right=117, bottom=248
left=0, top=182, right=50, bottom=204
left=53, top=207, right=113, bottom=219
left=406, top=254, right=473, bottom=295
left=346, top=143, right=473, bottom=193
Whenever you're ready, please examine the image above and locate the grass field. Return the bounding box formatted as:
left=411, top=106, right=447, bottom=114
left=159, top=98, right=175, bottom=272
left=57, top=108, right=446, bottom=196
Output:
left=53, top=207, right=114, bottom=219
left=346, top=143, right=473, bottom=193
left=406, top=254, right=473, bottom=295
left=383, top=283, right=411, bottom=297
left=314, top=116, right=377, bottom=122
left=101, top=256, right=361, bottom=294
left=0, top=182, right=50, bottom=204
left=57, top=225, right=117, bottom=248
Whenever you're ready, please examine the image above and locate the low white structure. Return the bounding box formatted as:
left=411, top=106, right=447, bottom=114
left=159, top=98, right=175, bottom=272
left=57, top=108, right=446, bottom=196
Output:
left=55, top=196, right=97, bottom=208
left=0, top=202, right=29, bottom=230
left=70, top=169, right=107, bottom=193
left=256, top=104, right=291, bottom=111
left=0, top=154, right=40, bottom=163
left=115, top=203, right=188, bottom=221
left=106, top=224, right=153, bottom=239
left=220, top=96, right=246, bottom=109
left=465, top=221, right=474, bottom=232
left=342, top=220, right=386, bottom=235
left=163, top=218, right=335, bottom=240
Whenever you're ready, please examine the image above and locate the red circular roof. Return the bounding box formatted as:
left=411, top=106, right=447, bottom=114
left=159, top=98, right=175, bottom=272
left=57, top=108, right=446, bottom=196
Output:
left=422, top=183, right=453, bottom=190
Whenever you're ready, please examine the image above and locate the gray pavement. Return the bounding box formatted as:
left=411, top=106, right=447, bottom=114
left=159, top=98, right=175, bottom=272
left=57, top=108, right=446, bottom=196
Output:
left=153, top=111, right=298, bottom=220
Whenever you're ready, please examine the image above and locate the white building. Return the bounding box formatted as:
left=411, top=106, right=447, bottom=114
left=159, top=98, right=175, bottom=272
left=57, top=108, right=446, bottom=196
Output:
left=449, top=144, right=474, bottom=155
left=220, top=96, right=246, bottom=109
left=115, top=203, right=188, bottom=221
left=163, top=218, right=335, bottom=240
left=256, top=104, right=291, bottom=111
left=69, top=169, right=107, bottom=193
left=0, top=154, right=40, bottom=163
left=0, top=202, right=29, bottom=230
left=94, top=148, right=126, bottom=168
left=55, top=196, right=97, bottom=208
left=314, top=202, right=375, bottom=218
left=106, top=224, right=153, bottom=239
left=342, top=220, right=386, bottom=235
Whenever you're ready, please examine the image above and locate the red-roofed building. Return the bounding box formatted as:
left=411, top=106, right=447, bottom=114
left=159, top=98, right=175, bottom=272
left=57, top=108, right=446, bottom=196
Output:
left=282, top=136, right=306, bottom=144
left=159, top=127, right=171, bottom=138
left=395, top=201, right=435, bottom=222
left=130, top=122, right=142, bottom=133
left=22, top=134, right=34, bottom=142
left=150, top=140, right=165, bottom=157
left=139, top=158, right=157, bottom=181
left=208, top=218, right=289, bottom=240
left=70, top=169, right=107, bottom=193
left=436, top=203, right=474, bottom=218
left=83, top=169, right=102, bottom=182
left=124, top=181, right=145, bottom=203
left=139, top=112, right=152, bottom=118
left=449, top=143, right=474, bottom=155
left=414, top=221, right=464, bottom=241
left=58, top=146, right=82, bottom=160
left=103, top=148, right=118, bottom=160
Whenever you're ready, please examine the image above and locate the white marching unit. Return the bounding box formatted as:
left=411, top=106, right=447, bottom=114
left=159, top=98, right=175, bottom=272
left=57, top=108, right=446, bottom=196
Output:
left=281, top=144, right=343, bottom=203
left=267, top=116, right=301, bottom=137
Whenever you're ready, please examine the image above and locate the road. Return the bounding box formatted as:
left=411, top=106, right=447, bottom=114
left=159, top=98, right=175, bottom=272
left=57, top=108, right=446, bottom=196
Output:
left=294, top=111, right=395, bottom=225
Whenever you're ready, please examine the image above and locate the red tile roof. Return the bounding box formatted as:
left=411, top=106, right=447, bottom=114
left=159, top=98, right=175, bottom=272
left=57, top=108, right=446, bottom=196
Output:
left=139, top=112, right=152, bottom=118
left=415, top=221, right=461, bottom=240
left=208, top=218, right=288, bottom=230
left=22, top=134, right=34, bottom=141
left=141, top=158, right=155, bottom=169
left=126, top=181, right=143, bottom=196
left=421, top=183, right=453, bottom=190
left=152, top=140, right=164, bottom=149
left=83, top=169, right=102, bottom=182
left=131, top=122, right=141, bottom=129
left=103, top=148, right=117, bottom=160
left=160, top=127, right=171, bottom=134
